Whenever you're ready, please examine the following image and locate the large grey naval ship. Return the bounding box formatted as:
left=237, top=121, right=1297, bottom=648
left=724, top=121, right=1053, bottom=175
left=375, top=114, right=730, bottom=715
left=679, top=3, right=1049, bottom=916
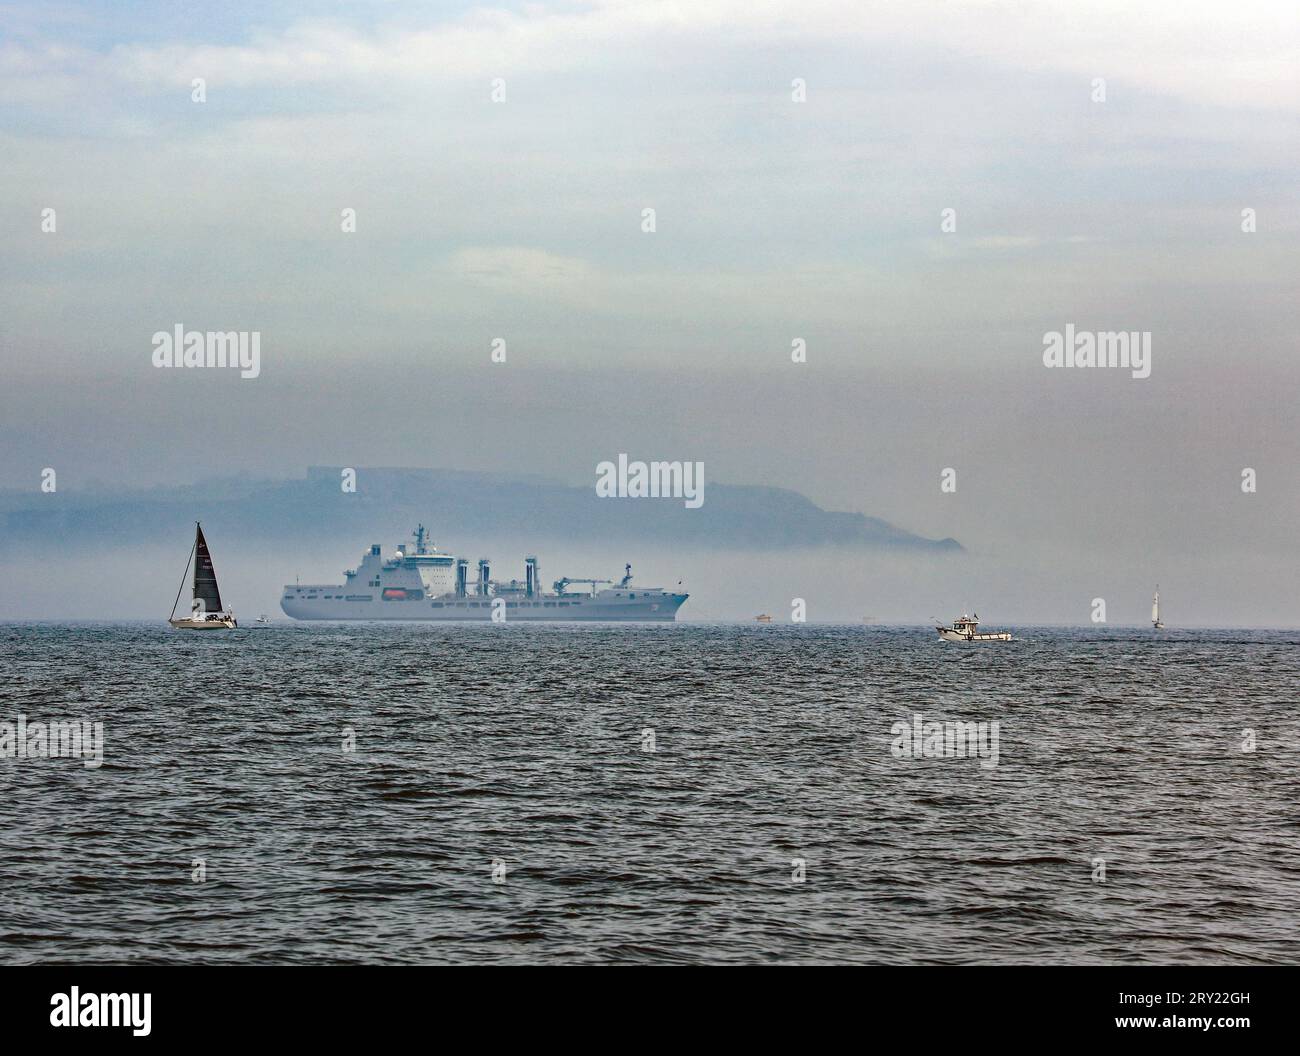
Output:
left=281, top=526, right=689, bottom=622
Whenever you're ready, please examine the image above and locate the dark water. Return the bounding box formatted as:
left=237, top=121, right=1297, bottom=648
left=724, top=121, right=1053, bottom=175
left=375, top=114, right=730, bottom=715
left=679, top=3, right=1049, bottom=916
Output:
left=2, top=622, right=1298, bottom=965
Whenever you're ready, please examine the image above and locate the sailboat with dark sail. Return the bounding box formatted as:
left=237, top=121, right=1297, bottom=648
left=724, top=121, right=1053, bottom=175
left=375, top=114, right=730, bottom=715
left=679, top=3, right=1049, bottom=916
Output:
left=169, top=522, right=238, bottom=629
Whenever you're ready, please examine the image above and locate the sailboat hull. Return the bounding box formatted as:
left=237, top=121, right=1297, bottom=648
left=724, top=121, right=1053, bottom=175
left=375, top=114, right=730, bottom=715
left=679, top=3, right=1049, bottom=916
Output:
left=169, top=616, right=238, bottom=630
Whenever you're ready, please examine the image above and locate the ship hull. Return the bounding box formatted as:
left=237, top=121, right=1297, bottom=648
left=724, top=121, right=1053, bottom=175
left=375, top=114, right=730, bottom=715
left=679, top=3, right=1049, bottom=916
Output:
left=280, top=595, right=686, bottom=622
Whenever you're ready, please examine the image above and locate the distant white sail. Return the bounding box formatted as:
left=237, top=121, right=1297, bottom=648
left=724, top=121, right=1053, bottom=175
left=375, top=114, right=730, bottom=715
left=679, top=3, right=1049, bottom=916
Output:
left=1152, top=587, right=1162, bottom=628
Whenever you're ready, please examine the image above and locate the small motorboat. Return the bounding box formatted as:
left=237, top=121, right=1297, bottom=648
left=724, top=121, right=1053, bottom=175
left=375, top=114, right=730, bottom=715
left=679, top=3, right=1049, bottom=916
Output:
left=936, top=613, right=1010, bottom=642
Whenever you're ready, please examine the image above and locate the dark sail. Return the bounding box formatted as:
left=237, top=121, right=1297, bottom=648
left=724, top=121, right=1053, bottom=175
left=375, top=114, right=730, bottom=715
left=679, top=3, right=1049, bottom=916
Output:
left=193, top=523, right=224, bottom=614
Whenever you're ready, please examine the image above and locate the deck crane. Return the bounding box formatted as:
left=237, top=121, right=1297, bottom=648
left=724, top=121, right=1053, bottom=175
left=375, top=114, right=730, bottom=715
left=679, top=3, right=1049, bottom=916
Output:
left=554, top=564, right=636, bottom=596
left=553, top=576, right=612, bottom=597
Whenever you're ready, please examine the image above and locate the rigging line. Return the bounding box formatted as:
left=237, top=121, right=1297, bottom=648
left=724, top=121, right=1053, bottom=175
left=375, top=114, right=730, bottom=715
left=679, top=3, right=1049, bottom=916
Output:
left=170, top=534, right=197, bottom=620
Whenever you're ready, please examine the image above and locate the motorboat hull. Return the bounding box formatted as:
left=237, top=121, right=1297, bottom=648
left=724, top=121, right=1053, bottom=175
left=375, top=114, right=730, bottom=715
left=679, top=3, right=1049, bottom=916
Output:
left=937, top=627, right=1011, bottom=642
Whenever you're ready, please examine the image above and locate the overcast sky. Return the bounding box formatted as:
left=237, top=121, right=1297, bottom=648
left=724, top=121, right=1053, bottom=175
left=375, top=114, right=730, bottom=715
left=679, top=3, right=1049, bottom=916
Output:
left=1, top=1, right=1297, bottom=622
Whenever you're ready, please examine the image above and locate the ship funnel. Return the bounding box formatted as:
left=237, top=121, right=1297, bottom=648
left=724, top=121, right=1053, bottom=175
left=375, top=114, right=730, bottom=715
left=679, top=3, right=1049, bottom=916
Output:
left=477, top=558, right=490, bottom=596
left=525, top=556, right=539, bottom=598
left=455, top=557, right=468, bottom=598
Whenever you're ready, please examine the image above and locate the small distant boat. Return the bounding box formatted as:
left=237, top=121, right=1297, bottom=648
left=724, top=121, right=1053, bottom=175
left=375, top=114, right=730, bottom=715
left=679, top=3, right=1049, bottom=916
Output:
left=754, top=614, right=773, bottom=623
left=937, top=613, right=1011, bottom=642
left=255, top=615, right=272, bottom=625
left=1152, top=586, right=1164, bottom=629
left=168, top=522, right=237, bottom=629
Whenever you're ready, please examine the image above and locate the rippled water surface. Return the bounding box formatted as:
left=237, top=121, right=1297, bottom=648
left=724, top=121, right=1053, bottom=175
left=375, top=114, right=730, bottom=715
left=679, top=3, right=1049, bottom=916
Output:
left=2, top=622, right=1298, bottom=965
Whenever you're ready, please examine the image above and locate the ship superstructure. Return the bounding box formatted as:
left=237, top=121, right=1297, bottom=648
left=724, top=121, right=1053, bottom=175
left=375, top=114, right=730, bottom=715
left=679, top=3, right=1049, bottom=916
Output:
left=281, top=525, right=688, bottom=622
